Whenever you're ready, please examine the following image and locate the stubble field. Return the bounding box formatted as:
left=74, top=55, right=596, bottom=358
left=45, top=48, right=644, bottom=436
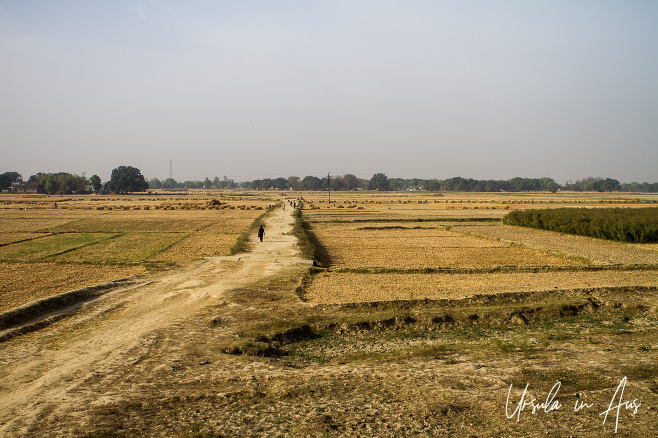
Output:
left=0, top=192, right=271, bottom=312
left=299, top=192, right=658, bottom=304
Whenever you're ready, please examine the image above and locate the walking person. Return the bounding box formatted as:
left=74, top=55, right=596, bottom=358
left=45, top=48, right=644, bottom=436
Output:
left=257, top=225, right=264, bottom=242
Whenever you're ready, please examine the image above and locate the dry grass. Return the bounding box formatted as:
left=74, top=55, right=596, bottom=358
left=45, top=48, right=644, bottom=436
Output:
left=453, top=224, right=658, bottom=265
left=305, top=270, right=658, bottom=304
left=0, top=218, right=74, bottom=232
left=0, top=232, right=50, bottom=245
left=0, top=262, right=143, bottom=312
left=300, top=191, right=658, bottom=304
left=150, top=233, right=238, bottom=260
left=310, top=222, right=583, bottom=269
left=298, top=191, right=658, bottom=223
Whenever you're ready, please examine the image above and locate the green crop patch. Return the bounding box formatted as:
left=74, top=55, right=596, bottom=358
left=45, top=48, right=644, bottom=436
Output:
left=0, top=233, right=111, bottom=261
left=52, top=232, right=185, bottom=264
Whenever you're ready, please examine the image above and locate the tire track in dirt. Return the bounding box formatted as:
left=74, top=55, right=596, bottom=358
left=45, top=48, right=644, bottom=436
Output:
left=0, top=206, right=309, bottom=436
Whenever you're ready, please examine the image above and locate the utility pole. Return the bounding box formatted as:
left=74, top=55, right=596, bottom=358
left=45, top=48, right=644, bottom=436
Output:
left=169, top=159, right=173, bottom=180
left=327, top=172, right=331, bottom=204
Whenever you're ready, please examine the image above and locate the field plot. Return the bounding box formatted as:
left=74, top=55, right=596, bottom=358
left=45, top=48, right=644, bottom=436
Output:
left=310, top=222, right=582, bottom=269
left=149, top=233, right=238, bottom=261
left=0, top=217, right=74, bottom=232
left=453, top=223, right=658, bottom=265
left=0, top=262, right=143, bottom=312
left=0, top=233, right=111, bottom=261
left=0, top=193, right=272, bottom=310
left=47, top=217, right=215, bottom=233
left=306, top=269, right=658, bottom=303
left=52, top=232, right=184, bottom=264
left=0, top=232, right=50, bottom=245
left=299, top=191, right=658, bottom=223
left=301, top=191, right=658, bottom=304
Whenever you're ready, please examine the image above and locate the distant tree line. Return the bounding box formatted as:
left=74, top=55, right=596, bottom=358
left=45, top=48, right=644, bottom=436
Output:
left=0, top=167, right=145, bottom=194
left=2, top=170, right=658, bottom=194
left=148, top=176, right=239, bottom=190
left=240, top=174, right=658, bottom=193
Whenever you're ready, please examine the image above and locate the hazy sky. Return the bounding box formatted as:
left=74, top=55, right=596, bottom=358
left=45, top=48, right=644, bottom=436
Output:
left=1, top=1, right=657, bottom=184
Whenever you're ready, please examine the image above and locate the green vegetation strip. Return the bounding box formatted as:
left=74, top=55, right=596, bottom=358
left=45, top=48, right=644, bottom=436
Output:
left=503, top=207, right=658, bottom=243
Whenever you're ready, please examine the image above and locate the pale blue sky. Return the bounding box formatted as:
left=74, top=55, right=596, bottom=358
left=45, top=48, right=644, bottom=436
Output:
left=1, top=1, right=657, bottom=183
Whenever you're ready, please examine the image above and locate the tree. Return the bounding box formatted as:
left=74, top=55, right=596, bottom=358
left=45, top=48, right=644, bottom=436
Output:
left=162, top=178, right=178, bottom=189
left=107, top=166, right=148, bottom=193
left=0, top=171, right=22, bottom=191
left=601, top=178, right=621, bottom=192
left=302, top=175, right=322, bottom=190
left=288, top=176, right=301, bottom=191
left=149, top=178, right=162, bottom=189
left=57, top=173, right=88, bottom=194
left=367, top=173, right=390, bottom=191
left=342, top=174, right=359, bottom=191
left=274, top=178, right=288, bottom=189
left=90, top=175, right=102, bottom=192
left=43, top=175, right=58, bottom=194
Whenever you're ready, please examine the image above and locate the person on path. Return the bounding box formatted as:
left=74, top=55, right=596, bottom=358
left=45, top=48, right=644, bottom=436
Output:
left=257, top=225, right=264, bottom=242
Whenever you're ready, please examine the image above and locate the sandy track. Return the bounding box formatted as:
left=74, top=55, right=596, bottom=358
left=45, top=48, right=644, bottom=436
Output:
left=0, top=206, right=308, bottom=436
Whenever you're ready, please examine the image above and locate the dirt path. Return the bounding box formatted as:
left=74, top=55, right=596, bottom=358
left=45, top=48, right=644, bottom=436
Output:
left=0, top=206, right=310, bottom=436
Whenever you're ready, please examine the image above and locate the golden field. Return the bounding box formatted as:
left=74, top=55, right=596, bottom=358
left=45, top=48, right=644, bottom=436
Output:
left=308, top=221, right=584, bottom=269
left=0, top=192, right=272, bottom=311
left=2, top=190, right=657, bottom=310
left=306, top=269, right=658, bottom=304
left=300, top=191, right=658, bottom=304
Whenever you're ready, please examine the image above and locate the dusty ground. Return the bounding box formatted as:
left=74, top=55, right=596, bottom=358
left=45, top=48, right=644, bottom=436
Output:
left=0, top=205, right=656, bottom=437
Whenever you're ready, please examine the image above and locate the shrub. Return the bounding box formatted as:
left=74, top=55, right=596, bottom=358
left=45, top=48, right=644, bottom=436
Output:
left=503, top=208, right=658, bottom=243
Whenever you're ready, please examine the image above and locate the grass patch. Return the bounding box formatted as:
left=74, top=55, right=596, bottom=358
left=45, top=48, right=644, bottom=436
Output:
left=0, top=233, right=113, bottom=261
left=291, top=206, right=316, bottom=261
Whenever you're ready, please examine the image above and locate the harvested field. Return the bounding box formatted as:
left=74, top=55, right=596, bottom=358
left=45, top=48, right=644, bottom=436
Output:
left=0, top=193, right=269, bottom=310
left=149, top=233, right=238, bottom=261
left=453, top=223, right=658, bottom=265
left=0, top=262, right=143, bottom=312
left=0, top=218, right=74, bottom=232
left=301, top=191, right=658, bottom=306
left=0, top=232, right=50, bottom=245
left=305, top=269, right=658, bottom=304
left=310, top=222, right=583, bottom=269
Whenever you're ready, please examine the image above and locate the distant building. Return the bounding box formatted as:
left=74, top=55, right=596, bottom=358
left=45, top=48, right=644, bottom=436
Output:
left=11, top=181, right=40, bottom=194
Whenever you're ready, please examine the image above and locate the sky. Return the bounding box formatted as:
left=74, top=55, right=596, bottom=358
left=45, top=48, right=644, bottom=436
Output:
left=1, top=0, right=657, bottom=184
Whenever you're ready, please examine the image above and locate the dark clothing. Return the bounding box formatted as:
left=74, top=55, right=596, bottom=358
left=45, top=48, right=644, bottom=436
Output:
left=257, top=226, right=264, bottom=242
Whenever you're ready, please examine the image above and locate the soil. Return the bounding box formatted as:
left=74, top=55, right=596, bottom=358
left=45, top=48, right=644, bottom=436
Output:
left=0, top=206, right=656, bottom=437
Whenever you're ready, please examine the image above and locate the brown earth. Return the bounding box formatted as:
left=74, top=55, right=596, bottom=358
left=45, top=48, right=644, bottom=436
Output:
left=0, top=206, right=656, bottom=437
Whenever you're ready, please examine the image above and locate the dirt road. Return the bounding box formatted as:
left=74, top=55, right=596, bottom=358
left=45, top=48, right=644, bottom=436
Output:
left=0, top=206, right=310, bottom=436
